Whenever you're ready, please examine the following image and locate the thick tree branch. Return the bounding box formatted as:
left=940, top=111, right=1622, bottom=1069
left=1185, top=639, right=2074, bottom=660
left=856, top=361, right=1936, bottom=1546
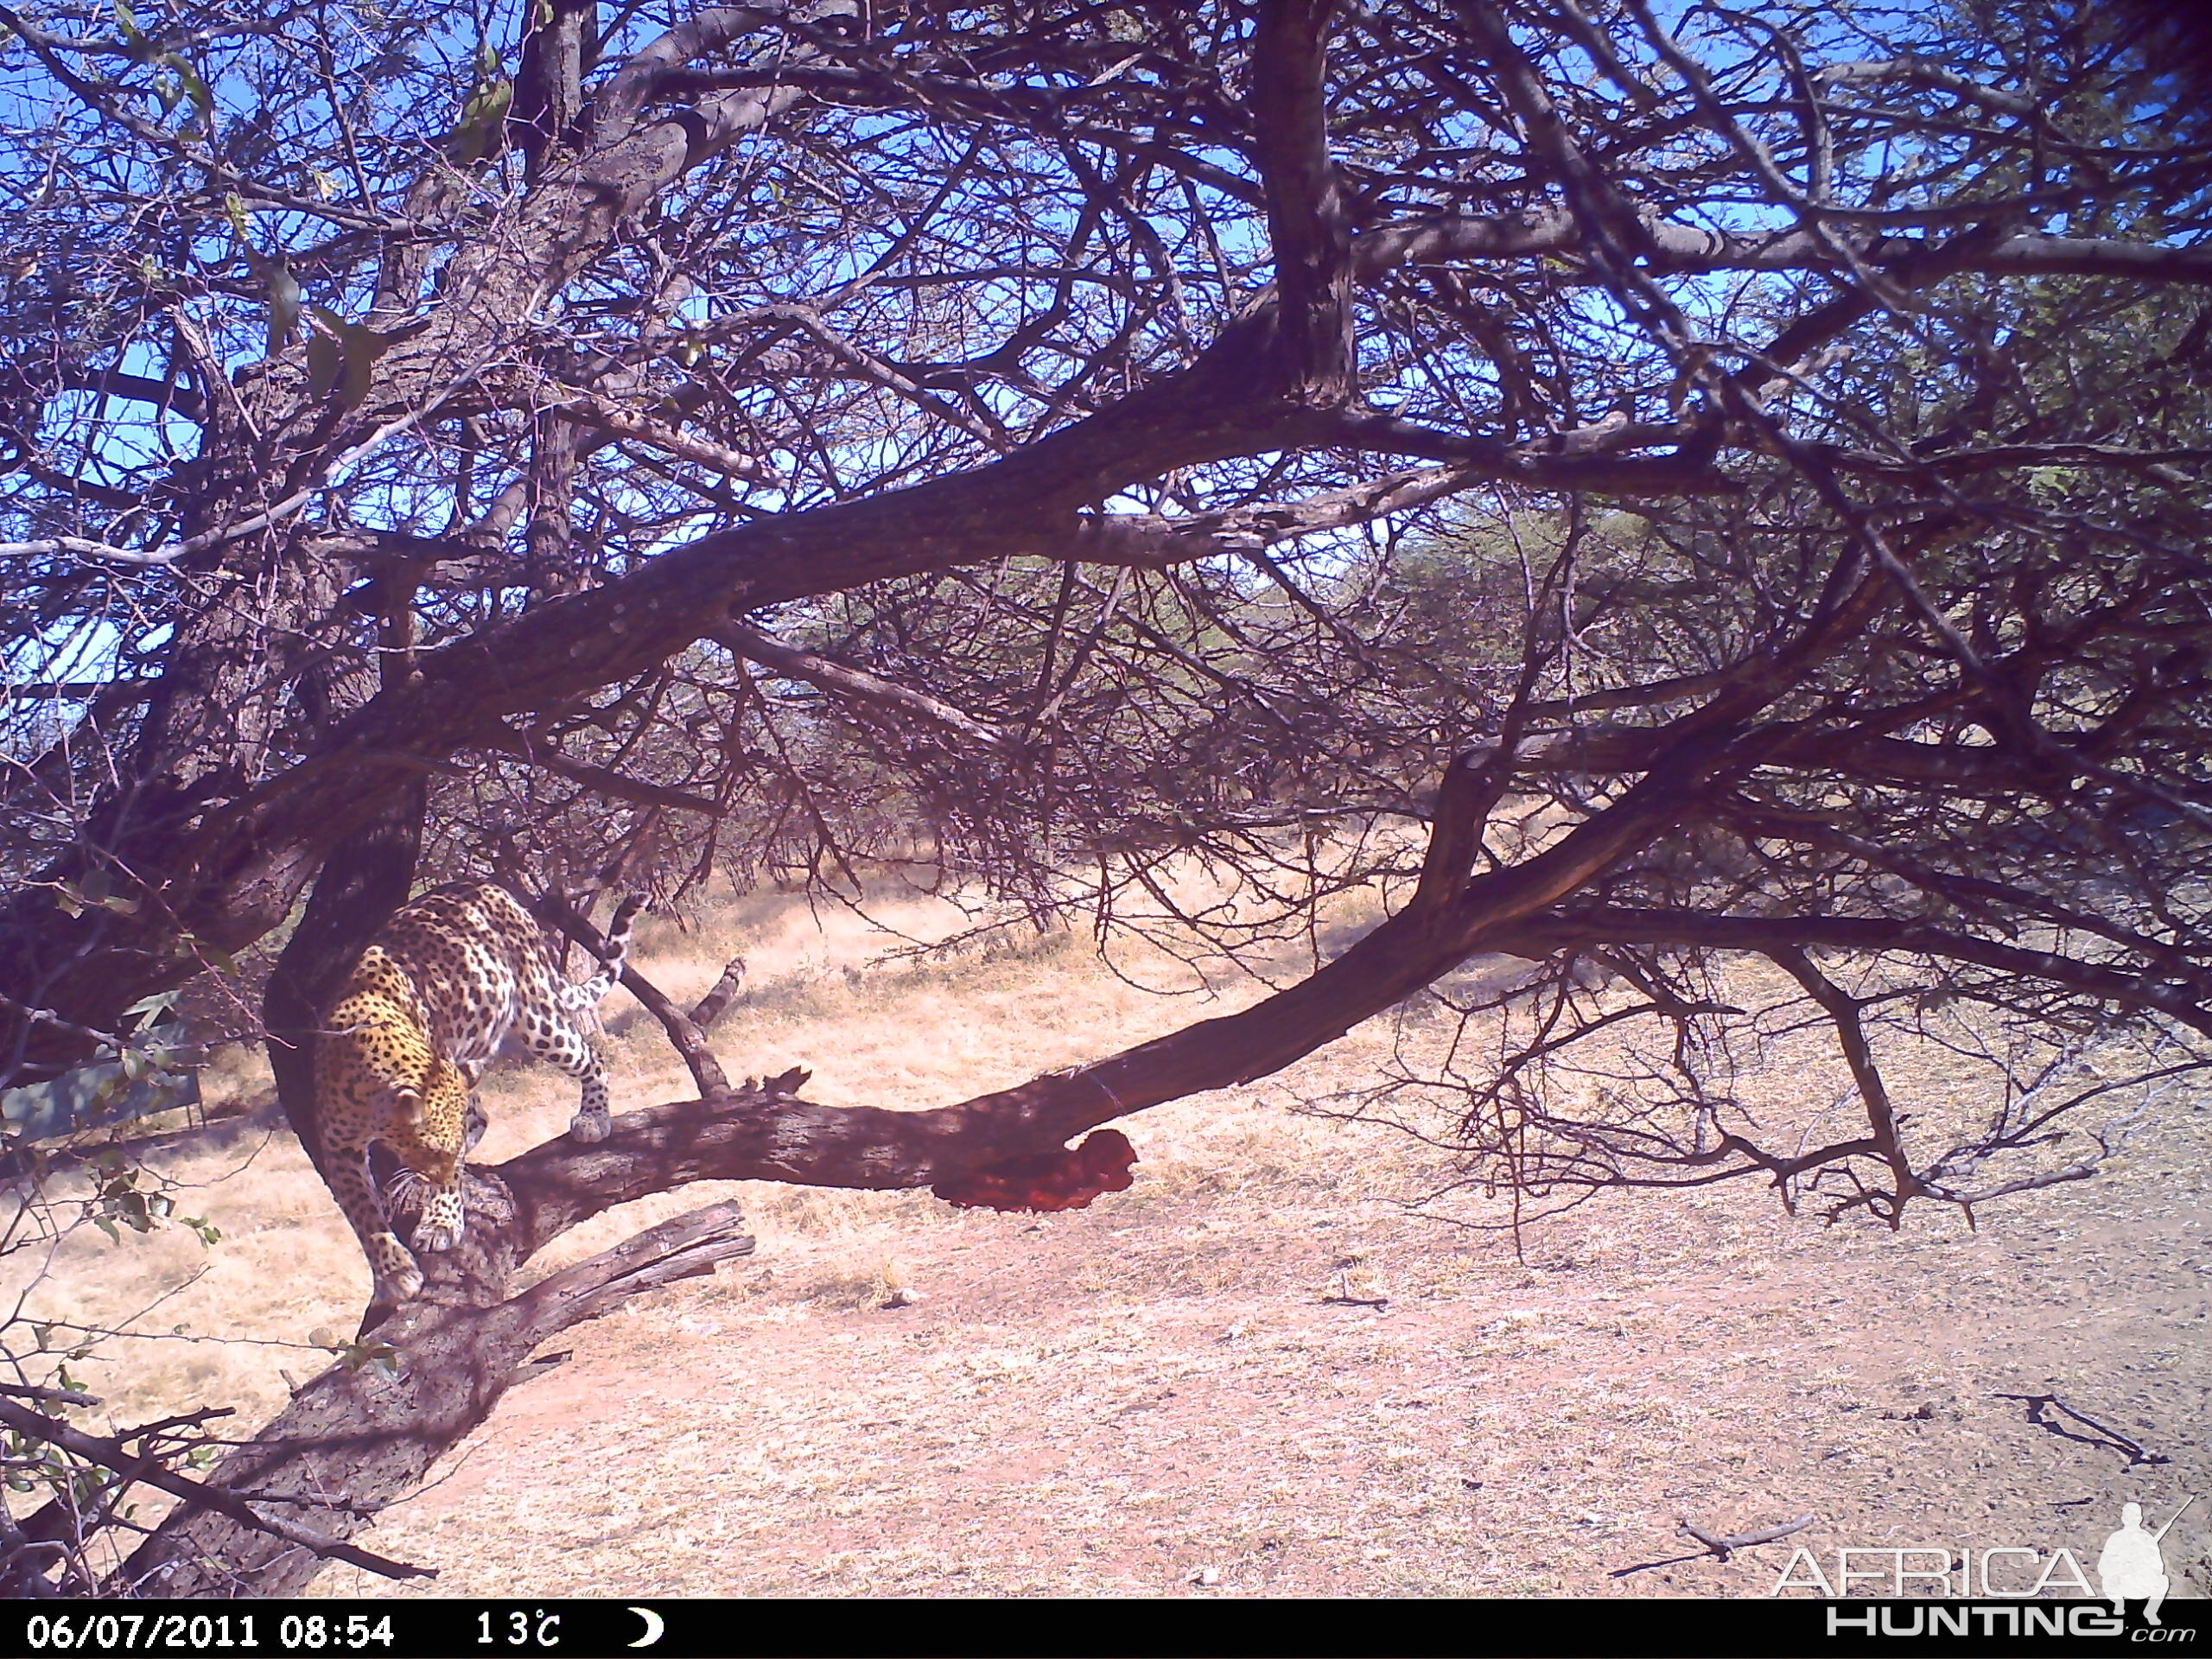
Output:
left=588, top=3, right=802, bottom=148
left=1250, top=0, right=1355, bottom=400
left=503, top=734, right=1759, bottom=1244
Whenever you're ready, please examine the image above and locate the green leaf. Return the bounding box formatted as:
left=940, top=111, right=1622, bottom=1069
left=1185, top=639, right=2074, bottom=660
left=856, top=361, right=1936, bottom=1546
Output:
left=336, top=1337, right=400, bottom=1375
left=306, top=321, right=343, bottom=399
left=225, top=192, right=252, bottom=248
left=113, top=0, right=149, bottom=59
left=266, top=264, right=302, bottom=356
left=338, top=322, right=396, bottom=410
left=164, top=54, right=214, bottom=129
left=122, top=991, right=178, bottom=1020
left=448, top=77, right=512, bottom=165
left=302, top=306, right=397, bottom=406
left=181, top=933, right=241, bottom=976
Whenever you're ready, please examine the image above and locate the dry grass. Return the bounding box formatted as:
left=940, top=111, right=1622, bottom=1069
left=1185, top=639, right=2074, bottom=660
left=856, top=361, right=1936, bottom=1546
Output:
left=10, top=874, right=2209, bottom=1598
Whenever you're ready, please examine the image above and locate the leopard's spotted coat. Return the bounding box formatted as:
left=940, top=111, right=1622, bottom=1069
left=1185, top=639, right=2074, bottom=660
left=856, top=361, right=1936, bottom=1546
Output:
left=314, top=883, right=639, bottom=1304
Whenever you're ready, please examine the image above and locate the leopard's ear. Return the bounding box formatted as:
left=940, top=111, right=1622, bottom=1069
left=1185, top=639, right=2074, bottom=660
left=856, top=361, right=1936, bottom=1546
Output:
left=393, top=1086, right=424, bottom=1124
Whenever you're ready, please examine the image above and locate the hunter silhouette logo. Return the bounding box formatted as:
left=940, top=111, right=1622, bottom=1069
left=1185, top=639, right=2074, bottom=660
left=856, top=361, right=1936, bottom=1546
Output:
left=2099, top=1497, right=2196, bottom=1627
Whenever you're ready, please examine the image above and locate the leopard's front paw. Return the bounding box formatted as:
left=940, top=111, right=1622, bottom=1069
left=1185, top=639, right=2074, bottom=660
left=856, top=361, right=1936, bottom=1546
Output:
left=413, top=1217, right=461, bottom=1253
left=412, top=1192, right=464, bottom=1253
left=372, top=1237, right=426, bottom=1304
left=569, top=1106, right=613, bottom=1143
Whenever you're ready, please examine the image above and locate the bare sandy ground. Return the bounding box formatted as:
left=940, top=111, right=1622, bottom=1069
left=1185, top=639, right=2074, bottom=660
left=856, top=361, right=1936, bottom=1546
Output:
left=321, top=1109, right=2208, bottom=1599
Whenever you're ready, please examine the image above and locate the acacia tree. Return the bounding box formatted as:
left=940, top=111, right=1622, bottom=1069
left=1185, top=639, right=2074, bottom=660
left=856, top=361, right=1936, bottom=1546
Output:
left=3, top=0, right=2209, bottom=1595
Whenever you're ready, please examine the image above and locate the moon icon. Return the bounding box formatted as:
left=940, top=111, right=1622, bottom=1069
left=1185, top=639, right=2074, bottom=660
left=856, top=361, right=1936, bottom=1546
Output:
left=627, top=1606, right=665, bottom=1649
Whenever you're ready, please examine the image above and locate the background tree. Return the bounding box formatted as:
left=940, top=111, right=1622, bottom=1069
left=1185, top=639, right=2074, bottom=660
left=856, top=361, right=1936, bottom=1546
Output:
left=1, top=0, right=2209, bottom=1594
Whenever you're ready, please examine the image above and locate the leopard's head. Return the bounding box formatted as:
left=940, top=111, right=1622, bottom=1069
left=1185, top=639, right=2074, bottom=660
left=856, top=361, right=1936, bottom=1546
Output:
left=386, top=1053, right=472, bottom=1183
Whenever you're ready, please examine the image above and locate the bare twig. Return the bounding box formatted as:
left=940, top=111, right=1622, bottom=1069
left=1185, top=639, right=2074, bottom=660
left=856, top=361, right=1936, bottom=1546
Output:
left=1996, top=1393, right=2172, bottom=1465
left=1679, top=1514, right=1818, bottom=1559
left=0, top=1382, right=100, bottom=1408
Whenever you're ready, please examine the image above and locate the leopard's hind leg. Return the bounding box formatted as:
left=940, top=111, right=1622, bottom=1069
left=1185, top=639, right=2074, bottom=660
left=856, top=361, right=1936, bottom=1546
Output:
left=518, top=1009, right=617, bottom=1142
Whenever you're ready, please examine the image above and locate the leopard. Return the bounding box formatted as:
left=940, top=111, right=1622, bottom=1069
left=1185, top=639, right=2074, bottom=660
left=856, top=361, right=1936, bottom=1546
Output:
left=313, top=882, right=641, bottom=1306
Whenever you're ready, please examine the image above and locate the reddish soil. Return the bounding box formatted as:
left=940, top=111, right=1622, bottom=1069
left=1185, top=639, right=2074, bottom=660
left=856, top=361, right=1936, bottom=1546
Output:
left=325, top=1088, right=2212, bottom=1600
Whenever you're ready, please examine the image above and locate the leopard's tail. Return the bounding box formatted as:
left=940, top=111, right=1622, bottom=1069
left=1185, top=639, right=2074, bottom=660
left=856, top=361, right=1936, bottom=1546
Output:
left=570, top=894, right=643, bottom=1006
